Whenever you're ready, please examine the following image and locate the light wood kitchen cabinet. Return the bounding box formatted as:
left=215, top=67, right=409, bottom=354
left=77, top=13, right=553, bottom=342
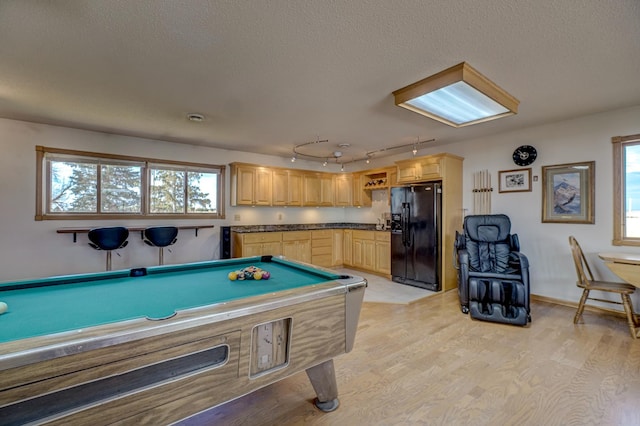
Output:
left=343, top=229, right=353, bottom=266
left=272, top=169, right=287, bottom=205
left=386, top=166, right=397, bottom=187
left=281, top=230, right=311, bottom=263
left=352, top=238, right=363, bottom=268
left=334, top=175, right=352, bottom=207
left=231, top=162, right=403, bottom=208
left=232, top=232, right=282, bottom=258
left=319, top=174, right=335, bottom=206
left=351, top=173, right=372, bottom=207
left=352, top=230, right=390, bottom=275
left=303, top=173, right=320, bottom=206
left=352, top=230, right=375, bottom=271
left=231, top=228, right=392, bottom=277
left=332, top=229, right=343, bottom=266
left=288, top=170, right=304, bottom=206
left=311, top=229, right=333, bottom=267
left=375, top=232, right=391, bottom=275
left=303, top=173, right=335, bottom=206
left=272, top=169, right=303, bottom=206
left=230, top=163, right=272, bottom=206
left=395, top=160, right=422, bottom=183
left=395, top=153, right=461, bottom=184
left=362, top=239, right=375, bottom=271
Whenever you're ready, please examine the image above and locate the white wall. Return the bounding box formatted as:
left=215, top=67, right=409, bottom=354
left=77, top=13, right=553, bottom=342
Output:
left=1, top=106, right=640, bottom=309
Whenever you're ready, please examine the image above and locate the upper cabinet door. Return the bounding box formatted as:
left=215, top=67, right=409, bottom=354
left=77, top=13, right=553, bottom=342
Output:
left=273, top=170, right=303, bottom=206
left=272, top=170, right=288, bottom=206
left=235, top=166, right=257, bottom=205
left=288, top=170, right=304, bottom=206
left=319, top=174, right=335, bottom=206
left=334, top=175, right=352, bottom=206
left=231, top=163, right=272, bottom=206
left=254, top=168, right=272, bottom=205
left=303, top=173, right=321, bottom=206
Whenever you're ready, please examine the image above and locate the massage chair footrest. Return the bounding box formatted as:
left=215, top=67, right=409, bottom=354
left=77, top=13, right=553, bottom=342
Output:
left=468, top=278, right=529, bottom=326
left=469, top=302, right=529, bottom=326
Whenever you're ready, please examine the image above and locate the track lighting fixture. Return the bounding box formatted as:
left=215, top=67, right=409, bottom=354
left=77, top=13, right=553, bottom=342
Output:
left=291, top=138, right=435, bottom=168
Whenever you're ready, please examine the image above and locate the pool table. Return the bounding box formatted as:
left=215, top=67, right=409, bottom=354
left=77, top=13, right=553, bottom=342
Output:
left=0, top=256, right=366, bottom=425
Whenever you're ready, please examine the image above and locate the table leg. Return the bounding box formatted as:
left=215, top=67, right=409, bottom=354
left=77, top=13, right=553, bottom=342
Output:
left=305, top=359, right=340, bottom=412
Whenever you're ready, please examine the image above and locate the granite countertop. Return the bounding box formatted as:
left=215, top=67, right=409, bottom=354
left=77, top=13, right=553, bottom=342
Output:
left=230, top=223, right=389, bottom=233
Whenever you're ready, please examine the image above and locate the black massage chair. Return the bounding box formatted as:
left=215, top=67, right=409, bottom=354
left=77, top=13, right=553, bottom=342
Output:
left=454, top=214, right=531, bottom=326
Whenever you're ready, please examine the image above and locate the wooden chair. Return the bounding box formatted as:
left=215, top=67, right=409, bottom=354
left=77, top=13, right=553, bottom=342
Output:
left=568, top=236, right=638, bottom=338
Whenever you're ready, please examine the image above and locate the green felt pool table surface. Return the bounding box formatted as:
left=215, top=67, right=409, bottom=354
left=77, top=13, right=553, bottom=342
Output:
left=0, top=256, right=342, bottom=344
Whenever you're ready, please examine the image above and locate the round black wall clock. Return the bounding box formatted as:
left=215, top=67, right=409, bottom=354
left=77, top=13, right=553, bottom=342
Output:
left=512, top=145, right=537, bottom=166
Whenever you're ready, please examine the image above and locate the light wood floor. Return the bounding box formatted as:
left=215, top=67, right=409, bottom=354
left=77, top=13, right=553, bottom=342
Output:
left=178, top=290, right=640, bottom=426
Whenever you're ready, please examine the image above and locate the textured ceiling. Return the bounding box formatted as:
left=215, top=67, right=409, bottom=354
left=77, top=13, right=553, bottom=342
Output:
left=0, top=1, right=639, bottom=165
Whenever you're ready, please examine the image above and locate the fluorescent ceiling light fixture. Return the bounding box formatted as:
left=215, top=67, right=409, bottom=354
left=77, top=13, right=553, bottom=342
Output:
left=393, top=62, right=519, bottom=127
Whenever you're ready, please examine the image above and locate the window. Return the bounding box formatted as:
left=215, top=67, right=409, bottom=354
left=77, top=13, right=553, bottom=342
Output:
left=613, top=134, right=640, bottom=245
left=148, top=165, right=219, bottom=214
left=36, top=146, right=225, bottom=220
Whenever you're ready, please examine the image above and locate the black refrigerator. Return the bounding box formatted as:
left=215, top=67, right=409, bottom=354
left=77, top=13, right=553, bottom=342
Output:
left=390, top=182, right=441, bottom=291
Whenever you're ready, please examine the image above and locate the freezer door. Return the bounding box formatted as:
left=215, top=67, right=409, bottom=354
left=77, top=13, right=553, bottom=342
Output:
left=390, top=186, right=405, bottom=217
left=390, top=186, right=407, bottom=280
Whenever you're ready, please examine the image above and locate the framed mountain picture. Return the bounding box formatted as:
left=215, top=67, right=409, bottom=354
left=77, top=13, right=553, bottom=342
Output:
left=542, top=161, right=595, bottom=224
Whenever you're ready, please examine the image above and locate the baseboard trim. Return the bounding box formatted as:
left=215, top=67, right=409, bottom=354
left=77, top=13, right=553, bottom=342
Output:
left=531, top=294, right=629, bottom=319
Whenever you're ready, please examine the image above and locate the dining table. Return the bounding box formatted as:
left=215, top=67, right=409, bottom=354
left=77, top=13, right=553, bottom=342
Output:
left=598, top=252, right=640, bottom=288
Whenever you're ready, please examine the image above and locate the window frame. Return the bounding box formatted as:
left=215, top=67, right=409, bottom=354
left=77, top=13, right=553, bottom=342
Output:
left=612, top=133, right=640, bottom=245
left=35, top=146, right=225, bottom=221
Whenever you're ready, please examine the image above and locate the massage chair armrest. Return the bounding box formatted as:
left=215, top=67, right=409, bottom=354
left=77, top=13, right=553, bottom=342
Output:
left=456, top=248, right=470, bottom=282
left=510, top=234, right=520, bottom=252
left=508, top=250, right=529, bottom=270
left=453, top=230, right=465, bottom=270
left=455, top=230, right=466, bottom=250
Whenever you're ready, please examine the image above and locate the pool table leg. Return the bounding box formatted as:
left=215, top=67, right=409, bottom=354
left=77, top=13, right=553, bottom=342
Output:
left=306, top=359, right=340, bottom=412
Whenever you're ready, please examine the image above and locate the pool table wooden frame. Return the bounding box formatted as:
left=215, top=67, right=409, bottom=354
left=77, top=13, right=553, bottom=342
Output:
left=0, top=257, right=366, bottom=425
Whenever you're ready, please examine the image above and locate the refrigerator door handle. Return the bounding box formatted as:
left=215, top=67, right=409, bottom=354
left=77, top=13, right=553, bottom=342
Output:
left=400, top=203, right=406, bottom=246
left=403, top=203, right=410, bottom=247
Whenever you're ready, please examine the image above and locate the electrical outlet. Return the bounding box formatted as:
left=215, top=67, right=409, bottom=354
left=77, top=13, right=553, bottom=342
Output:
left=234, top=214, right=241, bottom=221
left=277, top=213, right=283, bottom=220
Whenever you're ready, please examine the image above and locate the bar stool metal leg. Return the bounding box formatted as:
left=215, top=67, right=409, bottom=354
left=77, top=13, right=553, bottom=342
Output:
left=106, top=251, right=112, bottom=271
left=143, top=227, right=178, bottom=266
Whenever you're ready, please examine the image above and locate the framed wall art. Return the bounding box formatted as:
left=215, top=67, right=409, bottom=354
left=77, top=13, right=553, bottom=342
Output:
left=498, top=168, right=532, bottom=193
left=542, top=161, right=595, bottom=224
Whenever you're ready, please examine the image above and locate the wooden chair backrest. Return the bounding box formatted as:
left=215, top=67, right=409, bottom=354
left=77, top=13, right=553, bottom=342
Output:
left=569, top=236, right=594, bottom=288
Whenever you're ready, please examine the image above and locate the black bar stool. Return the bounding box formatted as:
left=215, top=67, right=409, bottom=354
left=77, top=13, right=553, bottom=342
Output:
left=87, top=227, right=129, bottom=271
left=143, top=226, right=178, bottom=265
